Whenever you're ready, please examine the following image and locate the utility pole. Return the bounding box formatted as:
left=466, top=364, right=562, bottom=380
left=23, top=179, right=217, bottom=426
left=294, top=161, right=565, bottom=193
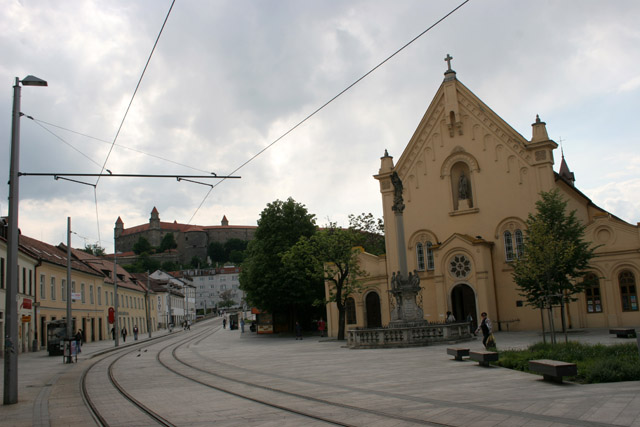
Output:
left=65, top=217, right=73, bottom=363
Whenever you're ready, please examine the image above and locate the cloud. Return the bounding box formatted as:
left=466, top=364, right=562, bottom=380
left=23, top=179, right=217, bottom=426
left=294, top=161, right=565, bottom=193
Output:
left=1, top=0, right=639, bottom=252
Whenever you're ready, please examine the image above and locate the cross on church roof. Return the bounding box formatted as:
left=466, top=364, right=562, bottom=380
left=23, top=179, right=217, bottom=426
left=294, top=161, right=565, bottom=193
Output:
left=445, top=54, right=453, bottom=71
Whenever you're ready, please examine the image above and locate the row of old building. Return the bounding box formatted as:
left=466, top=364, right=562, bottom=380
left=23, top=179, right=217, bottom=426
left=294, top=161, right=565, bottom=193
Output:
left=0, top=223, right=243, bottom=355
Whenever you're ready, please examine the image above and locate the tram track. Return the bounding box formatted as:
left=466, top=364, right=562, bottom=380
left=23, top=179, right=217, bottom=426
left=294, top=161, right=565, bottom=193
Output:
left=159, top=328, right=451, bottom=426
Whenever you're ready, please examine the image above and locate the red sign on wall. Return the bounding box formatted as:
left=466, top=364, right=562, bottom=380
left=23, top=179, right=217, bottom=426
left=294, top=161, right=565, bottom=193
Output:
left=21, top=299, right=32, bottom=309
left=108, top=307, right=115, bottom=324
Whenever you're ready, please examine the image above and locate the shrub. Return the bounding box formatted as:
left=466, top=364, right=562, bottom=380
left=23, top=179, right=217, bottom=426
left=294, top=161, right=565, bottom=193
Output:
left=494, top=341, right=640, bottom=384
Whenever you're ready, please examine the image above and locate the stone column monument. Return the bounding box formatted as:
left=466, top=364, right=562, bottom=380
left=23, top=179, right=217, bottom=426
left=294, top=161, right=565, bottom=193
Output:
left=389, top=172, right=427, bottom=327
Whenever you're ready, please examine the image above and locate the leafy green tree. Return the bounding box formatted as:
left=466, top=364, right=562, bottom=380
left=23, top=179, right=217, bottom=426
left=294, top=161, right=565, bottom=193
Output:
left=161, top=261, right=181, bottom=271
left=224, top=238, right=248, bottom=259
left=283, top=224, right=366, bottom=340
left=207, top=241, right=225, bottom=265
left=240, top=198, right=318, bottom=318
left=189, top=256, right=204, bottom=269
left=512, top=189, right=596, bottom=340
left=159, top=233, right=178, bottom=253
left=132, top=237, right=153, bottom=255
left=122, top=253, right=161, bottom=273
left=228, top=250, right=244, bottom=264
left=82, top=243, right=106, bottom=257
left=348, top=212, right=385, bottom=255
left=218, top=289, right=236, bottom=308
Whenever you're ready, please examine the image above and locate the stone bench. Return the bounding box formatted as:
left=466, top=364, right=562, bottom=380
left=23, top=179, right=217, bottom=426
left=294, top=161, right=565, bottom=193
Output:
left=446, top=347, right=469, bottom=361
left=469, top=350, right=498, bottom=367
left=609, top=328, right=636, bottom=338
left=529, top=359, right=577, bottom=383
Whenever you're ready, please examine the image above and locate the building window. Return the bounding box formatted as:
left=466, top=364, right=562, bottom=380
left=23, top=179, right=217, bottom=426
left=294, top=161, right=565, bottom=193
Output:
left=0, top=257, right=4, bottom=289
left=449, top=254, right=471, bottom=278
left=426, top=241, right=435, bottom=271
left=29, top=270, right=32, bottom=296
left=89, top=285, right=94, bottom=304
left=619, top=270, right=638, bottom=311
left=515, top=230, right=524, bottom=259
left=50, top=277, right=56, bottom=300
left=61, top=279, right=67, bottom=301
left=504, top=231, right=514, bottom=261
left=584, top=273, right=602, bottom=313
left=40, top=274, right=45, bottom=300
left=416, top=243, right=425, bottom=271
left=22, top=267, right=26, bottom=294
left=98, top=287, right=102, bottom=305
left=346, top=297, right=357, bottom=324
left=81, top=283, right=86, bottom=303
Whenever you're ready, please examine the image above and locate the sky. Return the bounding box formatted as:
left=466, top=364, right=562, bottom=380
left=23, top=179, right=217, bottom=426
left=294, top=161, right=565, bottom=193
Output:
left=2, top=0, right=639, bottom=253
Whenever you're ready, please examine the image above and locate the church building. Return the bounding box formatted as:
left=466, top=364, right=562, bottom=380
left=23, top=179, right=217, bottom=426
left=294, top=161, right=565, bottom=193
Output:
left=325, top=57, right=640, bottom=335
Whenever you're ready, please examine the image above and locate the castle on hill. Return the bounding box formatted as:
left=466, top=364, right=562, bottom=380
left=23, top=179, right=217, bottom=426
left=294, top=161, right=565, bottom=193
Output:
left=114, top=207, right=256, bottom=264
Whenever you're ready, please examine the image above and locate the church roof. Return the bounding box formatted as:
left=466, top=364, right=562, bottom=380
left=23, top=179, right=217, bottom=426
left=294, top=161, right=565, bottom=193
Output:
left=558, top=154, right=575, bottom=185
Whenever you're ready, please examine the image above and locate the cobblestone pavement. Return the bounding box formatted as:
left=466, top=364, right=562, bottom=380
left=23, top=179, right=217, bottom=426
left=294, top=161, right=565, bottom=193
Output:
left=1, top=320, right=639, bottom=426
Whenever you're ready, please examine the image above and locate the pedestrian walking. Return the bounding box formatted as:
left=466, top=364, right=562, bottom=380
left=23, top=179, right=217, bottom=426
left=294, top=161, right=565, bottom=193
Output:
left=295, top=322, right=303, bottom=340
left=121, top=327, right=128, bottom=343
left=133, top=325, right=139, bottom=340
left=240, top=318, right=245, bottom=333
left=317, top=319, right=326, bottom=337
left=475, top=312, right=495, bottom=349
left=223, top=318, right=227, bottom=329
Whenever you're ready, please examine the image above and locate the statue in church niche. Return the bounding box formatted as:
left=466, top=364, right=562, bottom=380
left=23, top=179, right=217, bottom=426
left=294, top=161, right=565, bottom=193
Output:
left=391, top=172, right=405, bottom=213
left=458, top=173, right=469, bottom=200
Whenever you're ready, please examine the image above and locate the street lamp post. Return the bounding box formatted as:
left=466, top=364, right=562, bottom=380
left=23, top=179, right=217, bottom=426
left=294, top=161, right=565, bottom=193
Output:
left=4, top=75, right=47, bottom=405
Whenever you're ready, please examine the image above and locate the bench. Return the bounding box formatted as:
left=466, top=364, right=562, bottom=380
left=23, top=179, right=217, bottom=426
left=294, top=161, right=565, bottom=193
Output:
left=529, top=359, right=577, bottom=383
left=469, top=350, right=498, bottom=367
left=609, top=328, right=636, bottom=338
left=446, top=347, right=469, bottom=361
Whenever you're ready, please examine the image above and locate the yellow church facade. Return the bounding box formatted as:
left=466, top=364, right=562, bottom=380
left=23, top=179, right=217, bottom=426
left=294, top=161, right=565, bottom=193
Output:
left=326, top=61, right=640, bottom=336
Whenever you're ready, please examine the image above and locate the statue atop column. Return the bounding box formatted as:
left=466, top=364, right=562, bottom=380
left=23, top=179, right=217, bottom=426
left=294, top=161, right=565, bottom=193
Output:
left=391, top=172, right=405, bottom=213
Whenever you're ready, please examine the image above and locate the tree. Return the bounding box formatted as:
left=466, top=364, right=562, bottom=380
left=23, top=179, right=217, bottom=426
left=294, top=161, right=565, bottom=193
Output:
left=218, top=289, right=236, bottom=308
left=122, top=253, right=161, bottom=273
left=348, top=212, right=385, bottom=255
left=132, top=237, right=153, bottom=255
left=283, top=224, right=366, bottom=340
left=159, top=233, right=178, bottom=253
left=207, top=241, right=225, bottom=265
left=512, top=189, right=596, bottom=342
left=240, top=198, right=319, bottom=318
left=161, top=261, right=181, bottom=272
left=82, top=243, right=106, bottom=257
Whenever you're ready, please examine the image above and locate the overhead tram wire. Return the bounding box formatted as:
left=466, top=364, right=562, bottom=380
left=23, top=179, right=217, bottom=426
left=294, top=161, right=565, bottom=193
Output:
left=28, top=116, right=211, bottom=174
left=96, top=0, right=176, bottom=186
left=186, top=0, right=471, bottom=224
left=92, top=0, right=175, bottom=246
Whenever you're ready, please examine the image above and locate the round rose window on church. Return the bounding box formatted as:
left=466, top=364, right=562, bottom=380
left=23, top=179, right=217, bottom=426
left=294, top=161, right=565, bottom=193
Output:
left=449, top=254, right=471, bottom=278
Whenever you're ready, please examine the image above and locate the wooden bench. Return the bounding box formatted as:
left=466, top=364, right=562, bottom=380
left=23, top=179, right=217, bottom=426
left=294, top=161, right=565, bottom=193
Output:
left=469, top=350, right=498, bottom=367
left=529, top=359, right=577, bottom=383
left=447, top=347, right=469, bottom=361
left=609, top=328, right=636, bottom=338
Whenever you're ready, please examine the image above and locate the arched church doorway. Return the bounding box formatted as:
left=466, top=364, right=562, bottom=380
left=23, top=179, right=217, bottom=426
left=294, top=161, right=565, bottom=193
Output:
left=451, top=284, right=477, bottom=330
left=365, top=292, right=382, bottom=328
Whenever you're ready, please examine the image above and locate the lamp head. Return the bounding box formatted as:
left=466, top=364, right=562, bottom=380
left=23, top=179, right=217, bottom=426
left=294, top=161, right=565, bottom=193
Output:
left=21, top=75, right=48, bottom=87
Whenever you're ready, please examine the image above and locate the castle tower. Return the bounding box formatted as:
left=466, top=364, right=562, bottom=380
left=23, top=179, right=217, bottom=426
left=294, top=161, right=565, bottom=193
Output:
left=114, top=216, right=124, bottom=239
left=150, top=207, right=160, bottom=230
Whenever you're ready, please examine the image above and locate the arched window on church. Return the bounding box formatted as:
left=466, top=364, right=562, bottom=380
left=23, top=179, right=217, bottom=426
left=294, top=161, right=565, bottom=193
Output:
left=584, top=273, right=602, bottom=313
left=346, top=297, right=357, bottom=324
left=515, top=230, right=524, bottom=259
left=504, top=231, right=514, bottom=261
left=416, top=243, right=425, bottom=271
left=426, top=241, right=435, bottom=271
left=619, top=270, right=639, bottom=311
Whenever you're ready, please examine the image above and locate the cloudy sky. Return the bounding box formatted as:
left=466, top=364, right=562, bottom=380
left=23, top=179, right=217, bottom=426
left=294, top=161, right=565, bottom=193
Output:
left=2, top=0, right=639, bottom=252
